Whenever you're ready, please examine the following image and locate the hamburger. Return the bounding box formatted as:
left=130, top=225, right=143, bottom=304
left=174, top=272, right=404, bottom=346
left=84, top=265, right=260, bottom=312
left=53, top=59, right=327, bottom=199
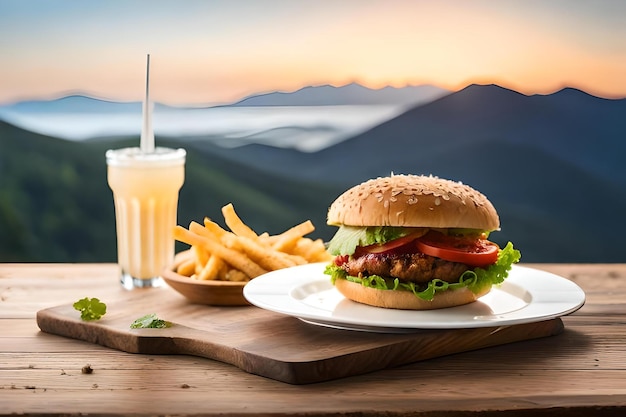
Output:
left=324, top=174, right=521, bottom=310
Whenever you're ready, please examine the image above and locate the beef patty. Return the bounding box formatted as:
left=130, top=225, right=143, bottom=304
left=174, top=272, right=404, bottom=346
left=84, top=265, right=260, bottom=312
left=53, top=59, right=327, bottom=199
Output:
left=341, top=252, right=470, bottom=284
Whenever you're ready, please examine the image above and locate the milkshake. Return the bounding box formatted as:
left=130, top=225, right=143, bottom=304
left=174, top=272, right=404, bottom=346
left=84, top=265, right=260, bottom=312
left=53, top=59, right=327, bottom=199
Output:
left=106, top=146, right=186, bottom=289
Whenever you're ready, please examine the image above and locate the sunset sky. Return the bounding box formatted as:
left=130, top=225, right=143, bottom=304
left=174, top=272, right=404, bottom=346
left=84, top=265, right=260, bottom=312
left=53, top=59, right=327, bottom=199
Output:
left=1, top=0, right=625, bottom=105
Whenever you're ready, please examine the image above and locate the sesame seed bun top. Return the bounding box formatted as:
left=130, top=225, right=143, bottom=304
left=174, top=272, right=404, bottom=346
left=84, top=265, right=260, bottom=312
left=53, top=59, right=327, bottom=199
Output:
left=327, top=174, right=500, bottom=231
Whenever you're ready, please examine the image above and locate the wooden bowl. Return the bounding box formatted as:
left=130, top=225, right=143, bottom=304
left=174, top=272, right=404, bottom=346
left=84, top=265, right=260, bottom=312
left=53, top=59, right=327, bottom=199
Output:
left=162, top=253, right=249, bottom=306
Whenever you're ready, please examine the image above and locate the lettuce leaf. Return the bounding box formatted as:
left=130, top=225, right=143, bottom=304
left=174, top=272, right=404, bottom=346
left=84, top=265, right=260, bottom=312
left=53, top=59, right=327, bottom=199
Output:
left=324, top=242, right=521, bottom=301
left=326, top=226, right=413, bottom=255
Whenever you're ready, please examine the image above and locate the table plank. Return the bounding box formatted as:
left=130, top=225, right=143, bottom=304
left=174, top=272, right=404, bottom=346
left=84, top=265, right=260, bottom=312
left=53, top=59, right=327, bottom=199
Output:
left=3, top=368, right=626, bottom=415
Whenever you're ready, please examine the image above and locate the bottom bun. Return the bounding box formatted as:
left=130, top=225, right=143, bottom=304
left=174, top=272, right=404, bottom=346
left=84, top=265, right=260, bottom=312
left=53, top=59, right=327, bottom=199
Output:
left=334, top=278, right=492, bottom=310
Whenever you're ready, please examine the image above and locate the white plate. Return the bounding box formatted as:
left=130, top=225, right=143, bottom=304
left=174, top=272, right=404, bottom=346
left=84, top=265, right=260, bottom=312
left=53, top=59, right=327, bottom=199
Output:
left=243, top=263, right=585, bottom=332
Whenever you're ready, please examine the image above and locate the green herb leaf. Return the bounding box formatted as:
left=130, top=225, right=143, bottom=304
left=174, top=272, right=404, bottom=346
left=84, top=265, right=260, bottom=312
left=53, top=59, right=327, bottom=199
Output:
left=130, top=313, right=172, bottom=329
left=72, top=297, right=107, bottom=321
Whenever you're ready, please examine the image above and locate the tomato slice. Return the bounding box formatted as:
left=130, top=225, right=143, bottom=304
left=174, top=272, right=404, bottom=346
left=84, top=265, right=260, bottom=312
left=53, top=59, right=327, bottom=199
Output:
left=359, top=231, right=426, bottom=255
left=415, top=231, right=499, bottom=268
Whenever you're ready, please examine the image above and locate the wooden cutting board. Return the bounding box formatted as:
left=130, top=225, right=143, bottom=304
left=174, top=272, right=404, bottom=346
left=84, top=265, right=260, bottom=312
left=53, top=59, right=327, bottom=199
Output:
left=36, top=287, right=564, bottom=384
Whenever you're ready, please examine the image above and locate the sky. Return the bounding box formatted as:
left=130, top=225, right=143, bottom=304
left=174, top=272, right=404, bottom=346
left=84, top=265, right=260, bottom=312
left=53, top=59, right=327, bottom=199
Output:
left=1, top=0, right=625, bottom=105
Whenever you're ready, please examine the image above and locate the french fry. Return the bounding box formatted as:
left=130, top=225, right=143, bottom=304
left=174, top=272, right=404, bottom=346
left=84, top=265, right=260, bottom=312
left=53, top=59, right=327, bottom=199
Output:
left=189, top=221, right=219, bottom=241
left=222, top=203, right=258, bottom=239
left=297, top=238, right=332, bottom=262
left=313, top=239, right=333, bottom=262
left=196, top=254, right=225, bottom=281
left=203, top=217, right=230, bottom=239
left=225, top=268, right=249, bottom=282
left=193, top=245, right=210, bottom=274
left=176, top=257, right=196, bottom=277
left=174, top=225, right=267, bottom=278
left=217, top=264, right=230, bottom=281
left=270, top=220, right=316, bottom=252
left=232, top=235, right=296, bottom=271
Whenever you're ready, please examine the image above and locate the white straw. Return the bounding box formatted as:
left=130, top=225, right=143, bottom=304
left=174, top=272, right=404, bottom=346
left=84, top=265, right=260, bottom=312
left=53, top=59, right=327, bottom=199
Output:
left=140, top=54, right=155, bottom=153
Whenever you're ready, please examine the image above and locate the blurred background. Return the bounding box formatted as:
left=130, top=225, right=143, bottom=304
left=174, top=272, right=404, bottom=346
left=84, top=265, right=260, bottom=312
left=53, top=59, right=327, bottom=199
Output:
left=1, top=0, right=625, bottom=263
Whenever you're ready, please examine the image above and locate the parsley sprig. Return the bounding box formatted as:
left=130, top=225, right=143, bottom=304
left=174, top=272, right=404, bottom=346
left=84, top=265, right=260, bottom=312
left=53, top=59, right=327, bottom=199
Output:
left=73, top=297, right=107, bottom=321
left=130, top=313, right=172, bottom=329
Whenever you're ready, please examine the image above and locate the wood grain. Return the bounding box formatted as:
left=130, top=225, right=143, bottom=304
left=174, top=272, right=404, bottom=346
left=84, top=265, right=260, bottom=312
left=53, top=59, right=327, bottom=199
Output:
left=35, top=289, right=564, bottom=384
left=3, top=263, right=626, bottom=416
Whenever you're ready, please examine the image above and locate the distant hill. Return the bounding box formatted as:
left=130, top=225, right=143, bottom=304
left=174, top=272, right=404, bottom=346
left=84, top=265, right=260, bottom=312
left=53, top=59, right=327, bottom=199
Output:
left=0, top=95, right=198, bottom=116
left=0, top=121, right=116, bottom=261
left=231, top=83, right=449, bottom=106
left=0, top=95, right=143, bottom=114
left=1, top=84, right=625, bottom=263
left=0, top=83, right=448, bottom=114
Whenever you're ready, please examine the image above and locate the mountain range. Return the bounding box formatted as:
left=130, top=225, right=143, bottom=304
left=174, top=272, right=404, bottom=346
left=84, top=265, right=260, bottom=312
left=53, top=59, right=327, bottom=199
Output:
left=192, top=84, right=626, bottom=262
left=1, top=83, right=625, bottom=264
left=0, top=83, right=449, bottom=113
left=230, top=83, right=449, bottom=106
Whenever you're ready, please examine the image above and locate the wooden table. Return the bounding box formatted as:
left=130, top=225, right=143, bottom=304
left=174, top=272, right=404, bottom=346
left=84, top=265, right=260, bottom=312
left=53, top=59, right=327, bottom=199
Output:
left=1, top=263, right=625, bottom=416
